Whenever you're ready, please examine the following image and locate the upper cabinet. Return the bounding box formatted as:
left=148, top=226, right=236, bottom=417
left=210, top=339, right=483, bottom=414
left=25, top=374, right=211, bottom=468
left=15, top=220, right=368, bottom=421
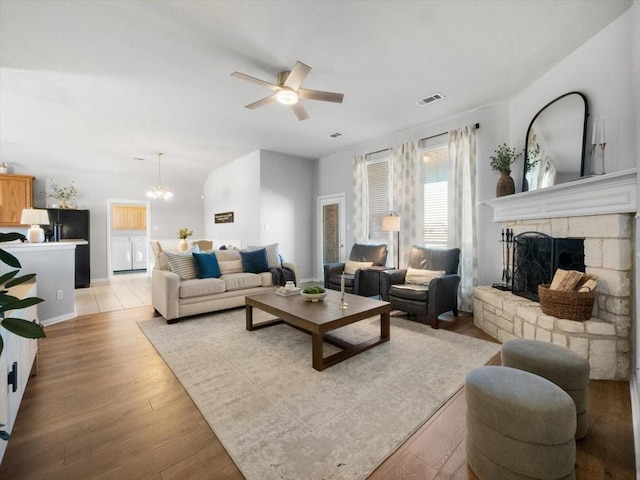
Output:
left=0, top=174, right=34, bottom=226
left=112, top=205, right=146, bottom=230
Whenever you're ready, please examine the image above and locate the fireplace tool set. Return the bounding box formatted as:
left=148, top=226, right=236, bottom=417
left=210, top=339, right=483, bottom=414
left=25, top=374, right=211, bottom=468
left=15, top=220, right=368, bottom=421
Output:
left=493, top=228, right=513, bottom=291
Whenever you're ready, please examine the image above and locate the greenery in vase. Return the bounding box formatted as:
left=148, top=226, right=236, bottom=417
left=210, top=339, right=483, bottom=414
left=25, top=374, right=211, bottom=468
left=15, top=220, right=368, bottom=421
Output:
left=177, top=228, right=193, bottom=240
left=0, top=232, right=46, bottom=441
left=47, top=181, right=78, bottom=202
left=490, top=143, right=523, bottom=174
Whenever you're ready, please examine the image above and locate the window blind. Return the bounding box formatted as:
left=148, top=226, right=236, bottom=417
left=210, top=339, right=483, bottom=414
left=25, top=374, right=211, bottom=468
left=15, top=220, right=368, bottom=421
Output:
left=423, top=145, right=448, bottom=247
left=367, top=159, right=390, bottom=241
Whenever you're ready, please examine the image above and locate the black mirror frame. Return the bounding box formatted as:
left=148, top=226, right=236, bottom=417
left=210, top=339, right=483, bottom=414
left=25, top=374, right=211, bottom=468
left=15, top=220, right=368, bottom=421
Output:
left=522, top=91, right=589, bottom=192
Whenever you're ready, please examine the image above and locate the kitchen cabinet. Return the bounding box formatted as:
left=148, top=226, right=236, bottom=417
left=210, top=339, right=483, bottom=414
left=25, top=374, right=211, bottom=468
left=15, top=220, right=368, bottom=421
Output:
left=112, top=205, right=146, bottom=230
left=0, top=281, right=38, bottom=463
left=0, top=174, right=34, bottom=226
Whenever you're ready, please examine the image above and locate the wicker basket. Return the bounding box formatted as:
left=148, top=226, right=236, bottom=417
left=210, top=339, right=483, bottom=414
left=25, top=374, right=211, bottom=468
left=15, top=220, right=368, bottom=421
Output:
left=538, top=284, right=595, bottom=321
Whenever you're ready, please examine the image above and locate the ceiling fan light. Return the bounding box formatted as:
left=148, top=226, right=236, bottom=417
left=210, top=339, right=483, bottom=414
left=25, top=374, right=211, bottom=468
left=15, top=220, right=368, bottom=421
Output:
left=276, top=88, right=298, bottom=105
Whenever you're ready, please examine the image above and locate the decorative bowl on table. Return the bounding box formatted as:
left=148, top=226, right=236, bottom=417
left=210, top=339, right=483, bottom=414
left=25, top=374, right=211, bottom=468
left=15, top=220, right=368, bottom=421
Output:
left=300, top=290, right=328, bottom=302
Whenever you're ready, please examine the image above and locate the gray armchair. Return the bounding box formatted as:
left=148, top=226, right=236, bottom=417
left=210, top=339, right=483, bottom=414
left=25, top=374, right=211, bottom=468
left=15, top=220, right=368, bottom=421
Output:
left=323, top=243, right=388, bottom=296
left=381, top=246, right=460, bottom=329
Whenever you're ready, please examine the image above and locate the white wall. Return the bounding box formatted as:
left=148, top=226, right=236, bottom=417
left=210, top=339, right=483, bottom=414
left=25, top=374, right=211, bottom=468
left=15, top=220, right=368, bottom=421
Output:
left=203, top=149, right=315, bottom=280
left=1, top=163, right=205, bottom=281
left=510, top=7, right=637, bottom=177
left=203, top=150, right=261, bottom=246
left=260, top=150, right=315, bottom=280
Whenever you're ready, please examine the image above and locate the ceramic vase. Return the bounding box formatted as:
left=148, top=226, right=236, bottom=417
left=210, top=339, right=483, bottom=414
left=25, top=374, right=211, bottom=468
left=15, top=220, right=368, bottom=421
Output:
left=496, top=171, right=515, bottom=197
left=179, top=239, right=188, bottom=251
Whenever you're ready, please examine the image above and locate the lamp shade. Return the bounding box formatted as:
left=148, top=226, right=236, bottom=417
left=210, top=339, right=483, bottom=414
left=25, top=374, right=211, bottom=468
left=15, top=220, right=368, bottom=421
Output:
left=20, top=208, right=50, bottom=226
left=381, top=215, right=401, bottom=232
left=20, top=208, right=50, bottom=243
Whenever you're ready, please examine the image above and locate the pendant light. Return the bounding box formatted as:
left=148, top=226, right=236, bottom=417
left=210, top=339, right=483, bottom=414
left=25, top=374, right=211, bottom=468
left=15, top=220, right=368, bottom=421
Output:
left=146, top=152, right=173, bottom=199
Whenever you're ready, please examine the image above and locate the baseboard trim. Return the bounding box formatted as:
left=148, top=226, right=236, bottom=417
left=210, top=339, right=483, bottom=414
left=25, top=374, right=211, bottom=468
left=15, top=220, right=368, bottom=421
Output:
left=630, top=376, right=640, bottom=478
left=41, top=311, right=77, bottom=326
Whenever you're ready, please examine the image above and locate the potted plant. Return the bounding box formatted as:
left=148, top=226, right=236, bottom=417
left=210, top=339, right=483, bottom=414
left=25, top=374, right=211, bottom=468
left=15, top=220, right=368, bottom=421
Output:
left=47, top=181, right=78, bottom=208
left=177, top=228, right=193, bottom=251
left=0, top=232, right=46, bottom=441
left=490, top=143, right=522, bottom=197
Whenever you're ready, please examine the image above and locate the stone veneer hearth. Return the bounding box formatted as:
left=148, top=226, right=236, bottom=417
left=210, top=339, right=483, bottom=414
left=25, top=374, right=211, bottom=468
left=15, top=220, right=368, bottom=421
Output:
left=478, top=170, right=637, bottom=381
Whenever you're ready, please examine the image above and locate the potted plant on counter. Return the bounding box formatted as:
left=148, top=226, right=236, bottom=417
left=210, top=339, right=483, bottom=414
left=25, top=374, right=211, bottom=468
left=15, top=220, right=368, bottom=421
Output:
left=47, top=181, right=78, bottom=208
left=490, top=143, right=522, bottom=197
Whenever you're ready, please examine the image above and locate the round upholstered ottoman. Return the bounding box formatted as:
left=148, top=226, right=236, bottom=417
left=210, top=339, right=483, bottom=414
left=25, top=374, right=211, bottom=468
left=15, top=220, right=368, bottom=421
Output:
left=465, top=366, right=576, bottom=480
left=501, top=339, right=590, bottom=439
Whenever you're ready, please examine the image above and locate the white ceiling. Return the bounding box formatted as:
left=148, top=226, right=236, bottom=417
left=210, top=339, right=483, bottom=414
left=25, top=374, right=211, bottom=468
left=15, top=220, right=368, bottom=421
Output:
left=0, top=0, right=632, bottom=179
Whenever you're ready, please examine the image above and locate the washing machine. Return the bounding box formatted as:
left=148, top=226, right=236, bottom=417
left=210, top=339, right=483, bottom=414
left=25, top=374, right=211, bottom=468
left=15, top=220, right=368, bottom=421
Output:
left=112, top=236, right=132, bottom=271
left=131, top=236, right=148, bottom=270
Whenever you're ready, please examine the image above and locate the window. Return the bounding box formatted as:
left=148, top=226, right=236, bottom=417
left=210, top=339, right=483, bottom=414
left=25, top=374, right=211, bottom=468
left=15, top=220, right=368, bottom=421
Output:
left=366, top=158, right=390, bottom=241
left=423, top=145, right=448, bottom=247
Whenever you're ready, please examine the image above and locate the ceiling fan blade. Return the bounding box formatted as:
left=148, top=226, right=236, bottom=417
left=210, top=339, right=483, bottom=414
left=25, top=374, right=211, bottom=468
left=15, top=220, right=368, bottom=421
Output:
left=291, top=102, right=309, bottom=121
left=245, top=94, right=278, bottom=109
left=298, top=88, right=344, bottom=103
left=231, top=72, right=279, bottom=91
left=284, top=61, right=311, bottom=90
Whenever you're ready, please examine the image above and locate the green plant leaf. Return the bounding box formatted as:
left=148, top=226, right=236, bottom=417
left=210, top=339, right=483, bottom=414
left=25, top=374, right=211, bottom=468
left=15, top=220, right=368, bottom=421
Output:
left=0, top=297, right=44, bottom=313
left=0, top=232, right=24, bottom=243
left=1, top=317, right=46, bottom=339
left=0, top=429, right=10, bottom=441
left=0, top=270, right=19, bottom=286
left=0, top=335, right=3, bottom=357
left=0, top=249, right=21, bottom=268
left=5, top=274, right=37, bottom=288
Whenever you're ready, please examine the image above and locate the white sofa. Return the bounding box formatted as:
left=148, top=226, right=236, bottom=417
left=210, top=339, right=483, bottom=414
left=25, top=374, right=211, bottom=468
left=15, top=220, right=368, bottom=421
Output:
left=151, top=246, right=299, bottom=323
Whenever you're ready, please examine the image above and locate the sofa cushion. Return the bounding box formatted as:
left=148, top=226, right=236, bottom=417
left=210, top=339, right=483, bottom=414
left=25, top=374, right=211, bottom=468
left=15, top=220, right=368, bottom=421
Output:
left=192, top=252, right=221, bottom=278
left=164, top=251, right=198, bottom=280
left=258, top=272, right=274, bottom=287
left=221, top=273, right=262, bottom=291
left=248, top=243, right=280, bottom=268
left=219, top=259, right=244, bottom=274
left=214, top=249, right=242, bottom=262
left=405, top=267, right=445, bottom=285
left=390, top=283, right=429, bottom=301
left=179, top=278, right=226, bottom=299
left=344, top=260, right=373, bottom=275
left=240, top=248, right=269, bottom=273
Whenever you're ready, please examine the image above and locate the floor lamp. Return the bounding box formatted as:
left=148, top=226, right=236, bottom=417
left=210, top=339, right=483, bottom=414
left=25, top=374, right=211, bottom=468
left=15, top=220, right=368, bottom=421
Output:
left=382, top=213, right=401, bottom=269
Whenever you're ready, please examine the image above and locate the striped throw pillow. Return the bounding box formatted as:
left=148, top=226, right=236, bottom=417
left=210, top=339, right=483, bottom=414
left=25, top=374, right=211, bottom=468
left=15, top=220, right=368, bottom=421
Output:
left=164, top=251, right=198, bottom=280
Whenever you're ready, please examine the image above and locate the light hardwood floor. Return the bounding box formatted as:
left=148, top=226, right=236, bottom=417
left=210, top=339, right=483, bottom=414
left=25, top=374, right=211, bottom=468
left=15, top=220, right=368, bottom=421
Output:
left=0, top=291, right=636, bottom=478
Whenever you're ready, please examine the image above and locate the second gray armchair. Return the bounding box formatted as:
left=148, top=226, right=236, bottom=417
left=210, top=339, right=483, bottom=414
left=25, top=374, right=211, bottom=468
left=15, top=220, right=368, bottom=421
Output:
left=323, top=243, right=388, bottom=296
left=381, top=246, right=460, bottom=329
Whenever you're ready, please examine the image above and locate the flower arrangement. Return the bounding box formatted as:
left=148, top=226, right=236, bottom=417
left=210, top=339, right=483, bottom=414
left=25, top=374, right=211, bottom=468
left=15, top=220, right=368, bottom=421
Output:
left=47, top=181, right=78, bottom=208
left=490, top=144, right=523, bottom=173
left=177, top=228, right=193, bottom=240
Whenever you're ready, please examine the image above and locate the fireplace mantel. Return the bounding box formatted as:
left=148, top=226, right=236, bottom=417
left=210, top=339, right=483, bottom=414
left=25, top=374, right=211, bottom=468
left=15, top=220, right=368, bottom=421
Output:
left=483, top=169, right=637, bottom=222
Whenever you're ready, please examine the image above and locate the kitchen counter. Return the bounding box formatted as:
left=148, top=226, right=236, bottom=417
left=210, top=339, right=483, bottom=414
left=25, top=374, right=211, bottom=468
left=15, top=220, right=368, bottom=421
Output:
left=2, top=239, right=88, bottom=249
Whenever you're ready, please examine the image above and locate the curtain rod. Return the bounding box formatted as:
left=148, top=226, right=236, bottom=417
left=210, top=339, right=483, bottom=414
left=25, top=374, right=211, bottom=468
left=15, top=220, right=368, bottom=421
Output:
left=365, top=122, right=480, bottom=157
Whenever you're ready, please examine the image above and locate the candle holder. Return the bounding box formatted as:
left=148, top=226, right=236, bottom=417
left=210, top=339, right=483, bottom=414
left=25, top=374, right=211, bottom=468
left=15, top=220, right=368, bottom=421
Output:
left=590, top=143, right=597, bottom=175
left=599, top=142, right=607, bottom=175
left=339, top=292, right=348, bottom=309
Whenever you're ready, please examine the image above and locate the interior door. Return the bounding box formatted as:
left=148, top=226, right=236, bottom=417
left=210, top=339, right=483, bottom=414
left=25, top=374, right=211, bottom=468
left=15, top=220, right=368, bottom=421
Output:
left=317, top=194, right=346, bottom=279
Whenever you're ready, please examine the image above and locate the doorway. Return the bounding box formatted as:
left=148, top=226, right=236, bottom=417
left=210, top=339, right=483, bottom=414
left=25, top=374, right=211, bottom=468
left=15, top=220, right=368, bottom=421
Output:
left=106, top=199, right=151, bottom=278
left=317, top=193, right=346, bottom=279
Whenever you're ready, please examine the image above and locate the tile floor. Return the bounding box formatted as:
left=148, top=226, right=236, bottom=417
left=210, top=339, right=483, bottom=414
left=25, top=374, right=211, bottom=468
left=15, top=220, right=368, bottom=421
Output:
left=74, top=272, right=152, bottom=316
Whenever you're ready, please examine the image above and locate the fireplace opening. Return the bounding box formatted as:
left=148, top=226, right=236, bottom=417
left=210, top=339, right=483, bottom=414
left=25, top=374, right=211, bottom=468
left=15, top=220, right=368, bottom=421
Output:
left=512, top=232, right=585, bottom=301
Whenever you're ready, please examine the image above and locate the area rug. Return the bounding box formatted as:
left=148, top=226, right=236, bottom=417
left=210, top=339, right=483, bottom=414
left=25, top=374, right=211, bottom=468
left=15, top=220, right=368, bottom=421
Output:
left=137, top=309, right=500, bottom=480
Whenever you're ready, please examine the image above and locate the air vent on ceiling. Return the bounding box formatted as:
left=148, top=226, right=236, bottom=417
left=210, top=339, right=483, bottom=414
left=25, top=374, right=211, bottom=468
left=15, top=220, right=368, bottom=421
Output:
left=328, top=132, right=342, bottom=139
left=415, top=92, right=444, bottom=106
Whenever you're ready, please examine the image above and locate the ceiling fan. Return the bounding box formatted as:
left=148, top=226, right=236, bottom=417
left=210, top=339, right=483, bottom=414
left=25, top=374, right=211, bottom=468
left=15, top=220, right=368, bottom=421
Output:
left=231, top=61, right=344, bottom=121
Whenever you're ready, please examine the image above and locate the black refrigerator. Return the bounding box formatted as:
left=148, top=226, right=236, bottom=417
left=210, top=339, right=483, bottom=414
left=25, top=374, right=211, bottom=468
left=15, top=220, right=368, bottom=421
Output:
left=46, top=208, right=91, bottom=288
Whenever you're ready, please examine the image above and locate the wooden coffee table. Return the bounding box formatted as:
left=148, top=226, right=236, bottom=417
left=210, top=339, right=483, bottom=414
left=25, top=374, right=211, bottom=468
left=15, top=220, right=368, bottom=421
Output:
left=245, top=290, right=391, bottom=371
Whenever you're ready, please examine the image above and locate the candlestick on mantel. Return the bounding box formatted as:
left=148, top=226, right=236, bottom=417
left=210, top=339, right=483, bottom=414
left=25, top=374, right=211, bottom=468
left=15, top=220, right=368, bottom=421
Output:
left=592, top=119, right=597, bottom=145
left=600, top=117, right=605, bottom=144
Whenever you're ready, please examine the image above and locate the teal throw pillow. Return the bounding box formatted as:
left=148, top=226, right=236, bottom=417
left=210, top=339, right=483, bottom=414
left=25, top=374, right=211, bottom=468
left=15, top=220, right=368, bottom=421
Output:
left=192, top=252, right=221, bottom=278
left=240, top=248, right=269, bottom=273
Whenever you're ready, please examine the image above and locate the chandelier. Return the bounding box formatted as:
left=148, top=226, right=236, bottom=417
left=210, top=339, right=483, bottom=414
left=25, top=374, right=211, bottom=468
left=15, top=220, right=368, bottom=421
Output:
left=146, top=152, right=173, bottom=199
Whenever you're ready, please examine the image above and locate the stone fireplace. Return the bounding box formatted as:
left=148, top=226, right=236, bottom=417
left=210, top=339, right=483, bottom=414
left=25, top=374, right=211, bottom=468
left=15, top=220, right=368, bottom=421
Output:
left=477, top=170, right=636, bottom=380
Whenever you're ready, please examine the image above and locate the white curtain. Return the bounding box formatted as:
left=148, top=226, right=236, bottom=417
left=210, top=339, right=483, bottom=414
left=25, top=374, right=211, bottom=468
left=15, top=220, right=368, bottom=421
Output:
left=448, top=125, right=477, bottom=312
left=390, top=141, right=423, bottom=268
left=352, top=154, right=368, bottom=243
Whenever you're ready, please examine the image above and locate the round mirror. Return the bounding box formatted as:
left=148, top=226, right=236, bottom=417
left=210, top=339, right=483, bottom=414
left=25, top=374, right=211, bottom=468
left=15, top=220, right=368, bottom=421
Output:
left=523, top=92, right=588, bottom=192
